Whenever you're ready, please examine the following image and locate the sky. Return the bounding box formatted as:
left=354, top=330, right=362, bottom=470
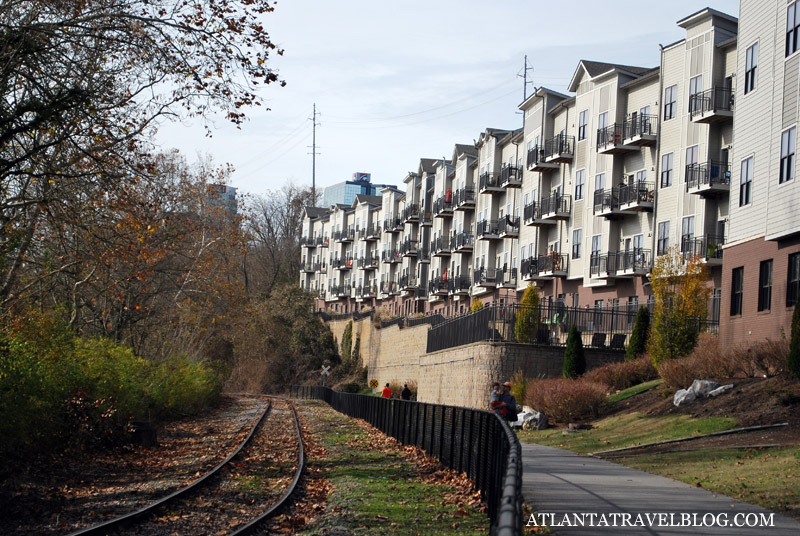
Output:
left=155, top=0, right=741, bottom=198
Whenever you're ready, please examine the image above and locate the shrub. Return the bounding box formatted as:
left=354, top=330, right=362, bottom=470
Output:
left=515, top=285, right=540, bottom=343
left=470, top=298, right=483, bottom=312
left=147, top=355, right=222, bottom=418
left=524, top=378, right=606, bottom=423
left=509, top=369, right=527, bottom=403
left=340, top=382, right=361, bottom=393
left=340, top=320, right=353, bottom=365
left=626, top=306, right=650, bottom=361
left=789, top=300, right=800, bottom=379
left=583, top=357, right=658, bottom=392
left=563, top=324, right=585, bottom=379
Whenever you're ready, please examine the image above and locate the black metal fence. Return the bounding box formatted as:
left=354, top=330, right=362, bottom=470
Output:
left=290, top=386, right=522, bottom=536
left=427, top=303, right=639, bottom=353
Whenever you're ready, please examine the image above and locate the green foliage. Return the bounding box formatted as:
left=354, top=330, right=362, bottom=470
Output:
left=563, top=324, right=586, bottom=379
left=626, top=306, right=651, bottom=361
left=648, top=247, right=710, bottom=366
left=470, top=298, right=483, bottom=312
left=514, top=284, right=540, bottom=343
left=340, top=321, right=353, bottom=366
left=0, top=310, right=223, bottom=464
left=510, top=369, right=527, bottom=403
left=787, top=300, right=800, bottom=379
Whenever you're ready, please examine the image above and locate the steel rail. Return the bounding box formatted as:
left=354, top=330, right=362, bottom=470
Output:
left=67, top=396, right=273, bottom=536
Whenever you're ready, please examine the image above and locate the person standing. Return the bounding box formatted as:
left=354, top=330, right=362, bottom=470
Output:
left=489, top=382, right=504, bottom=416
left=381, top=383, right=393, bottom=398
left=498, top=381, right=518, bottom=422
left=401, top=384, right=412, bottom=400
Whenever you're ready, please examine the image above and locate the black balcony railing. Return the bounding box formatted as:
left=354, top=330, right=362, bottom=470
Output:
left=499, top=165, right=522, bottom=187
left=449, top=275, right=472, bottom=293
left=473, top=267, right=502, bottom=285
left=431, top=235, right=451, bottom=255
left=399, top=274, right=419, bottom=291
left=402, top=203, right=420, bottom=222
left=478, top=172, right=501, bottom=192
left=452, top=232, right=474, bottom=250
left=428, top=276, right=449, bottom=295
left=543, top=134, right=575, bottom=160
left=357, top=255, right=379, bottom=269
left=381, top=250, right=401, bottom=263
left=623, top=114, right=658, bottom=140
left=433, top=193, right=454, bottom=216
left=289, top=386, right=522, bottom=536
left=497, top=216, right=520, bottom=236
left=454, top=188, right=476, bottom=207
left=477, top=219, right=500, bottom=238
left=594, top=182, right=654, bottom=213
left=689, top=86, right=734, bottom=118
left=399, top=239, right=418, bottom=256
left=685, top=161, right=731, bottom=192
left=590, top=250, right=651, bottom=277
left=526, top=146, right=548, bottom=169
left=539, top=193, right=571, bottom=217
left=596, top=123, right=626, bottom=151
left=681, top=235, right=725, bottom=261
left=523, top=202, right=537, bottom=224
left=521, top=253, right=567, bottom=277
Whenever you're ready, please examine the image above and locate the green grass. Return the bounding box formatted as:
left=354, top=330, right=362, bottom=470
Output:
left=299, top=401, right=488, bottom=535
left=621, top=447, right=800, bottom=520
left=607, top=379, right=663, bottom=404
left=516, top=412, right=737, bottom=455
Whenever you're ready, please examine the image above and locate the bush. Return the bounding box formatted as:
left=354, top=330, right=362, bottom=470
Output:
left=789, top=300, right=800, bottom=379
left=470, top=298, right=483, bottom=312
left=524, top=378, right=607, bottom=423
left=626, top=306, right=650, bottom=361
left=583, top=357, right=658, bottom=392
left=514, top=285, right=540, bottom=343
left=340, top=382, right=361, bottom=393
left=509, top=369, right=527, bottom=403
left=563, top=324, right=585, bottom=379
left=657, top=334, right=789, bottom=389
left=340, top=320, right=353, bottom=365
left=147, top=355, right=222, bottom=418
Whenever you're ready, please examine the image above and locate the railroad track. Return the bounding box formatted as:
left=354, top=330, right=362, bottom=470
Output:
left=67, top=395, right=305, bottom=536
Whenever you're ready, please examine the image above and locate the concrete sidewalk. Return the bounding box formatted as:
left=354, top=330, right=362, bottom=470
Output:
left=520, top=442, right=800, bottom=535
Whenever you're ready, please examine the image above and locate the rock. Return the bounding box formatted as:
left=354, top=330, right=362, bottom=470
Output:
left=520, top=410, right=549, bottom=430
left=708, top=384, right=734, bottom=397
left=673, top=388, right=696, bottom=407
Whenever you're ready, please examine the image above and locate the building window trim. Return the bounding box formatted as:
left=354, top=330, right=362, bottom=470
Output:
left=572, top=228, right=582, bottom=260
left=664, top=84, right=677, bottom=121
left=731, top=266, right=744, bottom=316
left=745, top=41, right=758, bottom=95
left=661, top=152, right=673, bottom=188
left=575, top=169, right=585, bottom=200
left=788, top=1, right=800, bottom=58
left=740, top=156, right=754, bottom=207
left=578, top=110, right=588, bottom=141
left=788, top=252, right=800, bottom=307
left=780, top=126, right=796, bottom=184
left=758, top=259, right=773, bottom=312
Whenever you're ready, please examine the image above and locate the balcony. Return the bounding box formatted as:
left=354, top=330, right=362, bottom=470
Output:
left=428, top=277, right=449, bottom=296
left=381, top=250, right=401, bottom=264
left=527, top=146, right=559, bottom=172
left=418, top=245, right=430, bottom=263
left=433, top=193, right=454, bottom=218
left=399, top=238, right=418, bottom=257
left=400, top=274, right=419, bottom=292
left=473, top=267, right=501, bottom=287
left=523, top=202, right=554, bottom=227
left=300, top=236, right=316, bottom=248
left=357, top=255, right=379, bottom=270
left=544, top=134, right=575, bottom=163
left=590, top=250, right=651, bottom=279
left=414, top=285, right=428, bottom=300
left=499, top=166, right=522, bottom=188
left=301, top=262, right=315, bottom=273
left=623, top=114, right=658, bottom=147
left=402, top=203, right=420, bottom=223
left=319, top=237, right=329, bottom=248
left=315, top=262, right=327, bottom=273
left=521, top=253, right=568, bottom=280
left=685, top=161, right=730, bottom=197
left=597, top=123, right=638, bottom=155
left=453, top=188, right=476, bottom=210
left=449, top=275, right=472, bottom=295
left=689, top=87, right=734, bottom=124
left=593, top=182, right=654, bottom=217
left=499, top=267, right=518, bottom=287
left=380, top=280, right=400, bottom=296
left=360, top=225, right=381, bottom=241
left=383, top=216, right=403, bottom=233
left=420, top=210, right=433, bottom=227
left=356, top=285, right=377, bottom=299
left=431, top=236, right=451, bottom=257
left=681, top=235, right=724, bottom=266
left=539, top=193, right=571, bottom=221
left=334, top=256, right=354, bottom=271
left=478, top=172, right=503, bottom=194
left=334, top=284, right=352, bottom=298
left=497, top=216, right=520, bottom=238
left=452, top=232, right=474, bottom=252
left=476, top=219, right=501, bottom=240
left=334, top=229, right=355, bottom=243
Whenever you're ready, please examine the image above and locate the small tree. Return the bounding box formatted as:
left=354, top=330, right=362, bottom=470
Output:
left=648, top=246, right=711, bottom=366
left=470, top=298, right=483, bottom=312
left=789, top=298, right=800, bottom=379
left=350, top=334, right=362, bottom=374
left=515, top=284, right=540, bottom=343
left=563, top=324, right=586, bottom=379
left=340, top=320, right=353, bottom=367
left=625, top=306, right=651, bottom=361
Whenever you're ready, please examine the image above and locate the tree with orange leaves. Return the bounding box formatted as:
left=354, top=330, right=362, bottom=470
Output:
left=648, top=246, right=711, bottom=366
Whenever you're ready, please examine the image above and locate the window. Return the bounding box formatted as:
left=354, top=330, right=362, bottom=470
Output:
left=758, top=260, right=773, bottom=312
left=657, top=221, right=670, bottom=255
left=745, top=43, right=758, bottom=94
left=597, top=111, right=608, bottom=145
left=661, top=153, right=673, bottom=187
left=591, top=235, right=602, bottom=261
left=788, top=1, right=800, bottom=57
left=788, top=252, right=800, bottom=306
left=740, top=157, right=753, bottom=206
left=664, top=85, right=677, bottom=120
left=578, top=110, right=588, bottom=141
left=731, top=267, right=744, bottom=316
left=688, top=75, right=703, bottom=113
left=575, top=169, right=585, bottom=200
left=685, top=145, right=698, bottom=181
left=595, top=172, right=605, bottom=193
left=780, top=127, right=796, bottom=184
left=681, top=216, right=695, bottom=253
left=572, top=229, right=582, bottom=259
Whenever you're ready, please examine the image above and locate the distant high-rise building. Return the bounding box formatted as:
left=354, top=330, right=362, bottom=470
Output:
left=322, top=173, right=395, bottom=206
left=206, top=184, right=237, bottom=217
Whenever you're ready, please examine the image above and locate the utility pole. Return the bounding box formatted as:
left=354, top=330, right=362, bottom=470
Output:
left=518, top=55, right=534, bottom=128
left=309, top=103, right=320, bottom=203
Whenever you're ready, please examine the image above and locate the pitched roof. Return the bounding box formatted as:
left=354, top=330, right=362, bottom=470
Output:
left=454, top=143, right=477, bottom=158
left=568, top=60, right=654, bottom=92
left=419, top=158, right=438, bottom=174
left=352, top=194, right=382, bottom=207
left=304, top=206, right=328, bottom=219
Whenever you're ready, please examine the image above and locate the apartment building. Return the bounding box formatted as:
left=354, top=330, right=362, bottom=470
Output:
left=301, top=5, right=800, bottom=344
